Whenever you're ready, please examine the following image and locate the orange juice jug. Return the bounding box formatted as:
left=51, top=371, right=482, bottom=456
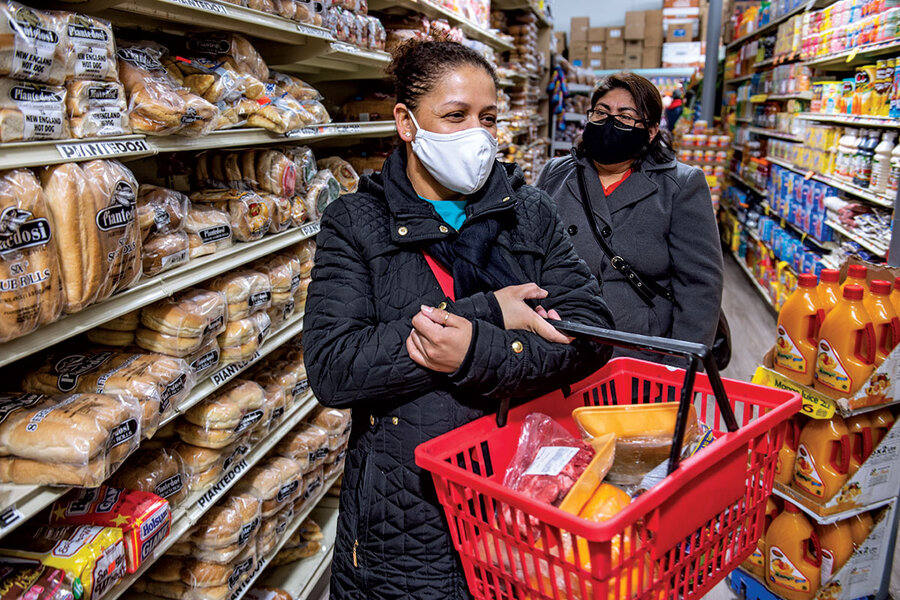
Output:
left=819, top=269, right=842, bottom=314
left=814, top=284, right=877, bottom=398
left=766, top=502, right=822, bottom=600
left=776, top=416, right=803, bottom=485
left=890, top=277, right=900, bottom=315
left=849, top=511, right=874, bottom=546
left=815, top=520, right=854, bottom=582
left=776, top=274, right=826, bottom=385
left=743, top=497, right=780, bottom=577
left=871, top=408, right=895, bottom=445
left=793, top=416, right=851, bottom=502
left=864, top=280, right=900, bottom=365
left=846, top=413, right=874, bottom=476
left=843, top=264, right=869, bottom=296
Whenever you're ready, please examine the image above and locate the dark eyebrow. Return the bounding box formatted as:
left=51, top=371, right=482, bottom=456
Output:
left=597, top=101, right=638, bottom=115
left=437, top=101, right=470, bottom=110
left=482, top=104, right=498, bottom=112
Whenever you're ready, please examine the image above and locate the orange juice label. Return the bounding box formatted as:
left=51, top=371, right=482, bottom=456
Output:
left=821, top=548, right=834, bottom=582
left=768, top=545, right=812, bottom=592
left=745, top=545, right=765, bottom=570
left=776, top=325, right=808, bottom=374
left=793, top=443, right=825, bottom=498
left=816, top=340, right=852, bottom=393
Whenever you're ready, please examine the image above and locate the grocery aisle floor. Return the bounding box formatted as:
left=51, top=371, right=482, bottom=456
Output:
left=720, top=254, right=777, bottom=384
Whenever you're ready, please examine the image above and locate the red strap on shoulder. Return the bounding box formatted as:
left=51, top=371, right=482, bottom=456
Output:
left=423, top=251, right=455, bottom=302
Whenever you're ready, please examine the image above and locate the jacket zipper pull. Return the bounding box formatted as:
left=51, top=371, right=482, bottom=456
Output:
left=353, top=539, right=359, bottom=567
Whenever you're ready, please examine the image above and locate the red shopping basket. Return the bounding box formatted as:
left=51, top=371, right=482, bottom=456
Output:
left=415, top=323, right=801, bottom=600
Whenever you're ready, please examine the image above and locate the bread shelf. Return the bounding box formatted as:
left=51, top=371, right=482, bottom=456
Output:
left=0, top=122, right=397, bottom=170
left=748, top=126, right=802, bottom=142
left=162, top=311, right=307, bottom=428
left=102, top=390, right=322, bottom=600
left=367, top=0, right=513, bottom=51
left=0, top=223, right=320, bottom=369
left=795, top=112, right=900, bottom=129
left=826, top=218, right=889, bottom=256
left=263, top=506, right=339, bottom=600
left=765, top=155, right=894, bottom=208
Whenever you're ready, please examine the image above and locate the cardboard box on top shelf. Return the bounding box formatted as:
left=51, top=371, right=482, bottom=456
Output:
left=662, top=41, right=704, bottom=67
left=553, top=31, right=566, bottom=52
left=642, top=45, right=662, bottom=68
left=588, top=57, right=604, bottom=70
left=666, top=21, right=699, bottom=42
left=571, top=16, right=590, bottom=41
left=589, top=27, right=605, bottom=42
left=588, top=43, right=604, bottom=55
left=664, top=0, right=700, bottom=7
left=663, top=6, right=702, bottom=20
left=624, top=52, right=643, bottom=69
left=606, top=30, right=624, bottom=55
left=625, top=39, right=642, bottom=52
left=569, top=43, right=589, bottom=63
left=645, top=10, right=664, bottom=46
left=624, top=11, right=645, bottom=40
left=605, top=54, right=625, bottom=70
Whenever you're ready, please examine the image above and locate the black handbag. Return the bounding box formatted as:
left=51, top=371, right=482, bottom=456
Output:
left=573, top=157, right=732, bottom=370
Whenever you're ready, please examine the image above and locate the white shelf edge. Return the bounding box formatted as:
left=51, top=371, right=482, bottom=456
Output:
left=772, top=485, right=896, bottom=525
left=102, top=390, right=321, bottom=600
left=766, top=156, right=894, bottom=208
left=728, top=171, right=768, bottom=197
left=826, top=219, right=889, bottom=256
left=748, top=126, right=802, bottom=143
left=0, top=223, right=320, bottom=368
left=795, top=112, right=900, bottom=129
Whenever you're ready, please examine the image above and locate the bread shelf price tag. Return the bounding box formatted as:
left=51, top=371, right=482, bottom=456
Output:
left=56, top=138, right=151, bottom=160
left=196, top=458, right=249, bottom=509
left=300, top=222, right=320, bottom=237
left=296, top=23, right=332, bottom=39
left=170, top=0, right=229, bottom=13
left=0, top=506, right=24, bottom=531
left=285, top=127, right=322, bottom=138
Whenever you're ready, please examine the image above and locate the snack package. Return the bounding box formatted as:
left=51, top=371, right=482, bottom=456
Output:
left=49, top=486, right=172, bottom=573
left=0, top=2, right=67, bottom=84
left=317, top=157, right=359, bottom=194
left=0, top=169, right=64, bottom=342
left=0, top=78, right=67, bottom=142
left=64, top=13, right=117, bottom=82
left=80, top=160, right=142, bottom=295
left=205, top=269, right=272, bottom=322
left=65, top=80, right=130, bottom=138
left=185, top=204, right=233, bottom=258
left=22, top=350, right=194, bottom=435
left=0, top=562, right=73, bottom=600
left=0, top=392, right=141, bottom=486
left=0, top=525, right=126, bottom=600
left=141, top=288, right=228, bottom=342
left=110, top=447, right=189, bottom=506
left=137, top=185, right=189, bottom=242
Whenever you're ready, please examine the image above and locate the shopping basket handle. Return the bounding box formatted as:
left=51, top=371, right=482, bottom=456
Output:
left=551, top=321, right=739, bottom=474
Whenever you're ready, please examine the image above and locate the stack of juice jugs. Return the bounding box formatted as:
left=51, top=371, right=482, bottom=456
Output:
left=746, top=263, right=900, bottom=598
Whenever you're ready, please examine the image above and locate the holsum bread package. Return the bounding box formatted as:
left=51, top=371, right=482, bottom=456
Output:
left=0, top=168, right=64, bottom=343
left=0, top=392, right=142, bottom=486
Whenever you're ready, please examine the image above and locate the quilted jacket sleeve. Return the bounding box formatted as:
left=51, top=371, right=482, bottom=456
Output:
left=667, top=167, right=724, bottom=347
left=449, top=191, right=614, bottom=399
left=304, top=198, right=443, bottom=409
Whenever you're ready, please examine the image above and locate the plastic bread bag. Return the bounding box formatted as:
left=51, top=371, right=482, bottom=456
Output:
left=255, top=520, right=278, bottom=557
left=309, top=405, right=351, bottom=437
left=137, top=185, right=189, bottom=241
left=110, top=446, right=189, bottom=506
left=177, top=89, right=219, bottom=138
left=270, top=539, right=319, bottom=567
left=116, top=41, right=188, bottom=135
left=142, top=231, right=190, bottom=278
left=220, top=192, right=271, bottom=242
left=250, top=310, right=272, bottom=346
left=248, top=89, right=313, bottom=134
left=193, top=153, right=229, bottom=190
left=141, top=287, right=228, bottom=341
left=324, top=451, right=345, bottom=480
left=260, top=381, right=287, bottom=431
left=0, top=392, right=142, bottom=486
left=252, top=253, right=298, bottom=297
left=251, top=365, right=299, bottom=409
left=184, top=336, right=221, bottom=379
left=299, top=465, right=324, bottom=505
left=233, top=455, right=302, bottom=506
left=185, top=33, right=269, bottom=82
left=102, top=309, right=140, bottom=331
left=283, top=146, right=317, bottom=193
left=163, top=56, right=245, bottom=104
left=214, top=96, right=252, bottom=131
left=49, top=486, right=172, bottom=573
left=273, top=359, right=308, bottom=405
left=257, top=193, right=291, bottom=234
left=215, top=317, right=261, bottom=362
left=183, top=379, right=265, bottom=436
left=185, top=204, right=233, bottom=258
left=65, top=80, right=130, bottom=139
left=0, top=2, right=67, bottom=84
left=179, top=544, right=257, bottom=593
left=78, top=160, right=142, bottom=295
left=274, top=505, right=294, bottom=540
left=267, top=297, right=295, bottom=329
left=289, top=238, right=316, bottom=266
left=0, top=78, right=67, bottom=142
left=0, top=524, right=127, bottom=600
left=301, top=99, right=330, bottom=123
left=206, top=268, right=272, bottom=322
left=64, top=13, right=117, bottom=82
left=256, top=150, right=296, bottom=197
left=316, top=156, right=359, bottom=194
left=268, top=72, right=322, bottom=101
left=86, top=327, right=135, bottom=347
left=0, top=169, right=65, bottom=342
left=190, top=493, right=261, bottom=553
left=275, top=423, right=328, bottom=471
left=368, top=15, right=386, bottom=50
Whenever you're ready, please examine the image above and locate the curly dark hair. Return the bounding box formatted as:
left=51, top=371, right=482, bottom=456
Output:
left=577, top=71, right=675, bottom=166
left=387, top=39, right=498, bottom=110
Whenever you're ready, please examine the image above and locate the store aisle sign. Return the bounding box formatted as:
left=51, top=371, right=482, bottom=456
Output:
left=170, top=0, right=229, bottom=14
left=56, top=138, right=151, bottom=160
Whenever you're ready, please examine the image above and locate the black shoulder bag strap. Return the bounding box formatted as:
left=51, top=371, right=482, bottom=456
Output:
left=572, top=155, right=675, bottom=307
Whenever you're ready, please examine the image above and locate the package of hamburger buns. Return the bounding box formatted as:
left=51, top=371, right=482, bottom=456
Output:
left=188, top=492, right=261, bottom=562
left=234, top=455, right=303, bottom=518
left=176, top=379, right=267, bottom=449
left=20, top=350, right=195, bottom=436
left=49, top=485, right=173, bottom=573
left=0, top=392, right=142, bottom=486
left=137, top=286, right=227, bottom=355
left=84, top=308, right=140, bottom=347
left=110, top=446, right=189, bottom=507
left=317, top=156, right=359, bottom=194
left=184, top=204, right=233, bottom=259
left=258, top=193, right=292, bottom=234
left=175, top=542, right=258, bottom=597
left=0, top=2, right=67, bottom=85
left=273, top=422, right=328, bottom=473
left=205, top=269, right=272, bottom=322
left=0, top=169, right=65, bottom=342
left=137, top=185, right=190, bottom=242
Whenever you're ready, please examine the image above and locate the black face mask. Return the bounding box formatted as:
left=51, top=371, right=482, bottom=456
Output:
left=581, top=118, right=650, bottom=165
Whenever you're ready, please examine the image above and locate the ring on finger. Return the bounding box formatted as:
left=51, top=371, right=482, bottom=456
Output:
left=443, top=312, right=450, bottom=325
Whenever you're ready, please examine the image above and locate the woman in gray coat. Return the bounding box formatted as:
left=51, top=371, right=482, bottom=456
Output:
left=537, top=72, right=723, bottom=357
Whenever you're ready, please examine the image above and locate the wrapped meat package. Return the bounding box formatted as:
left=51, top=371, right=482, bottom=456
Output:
left=0, top=392, right=142, bottom=486
left=0, top=169, right=64, bottom=342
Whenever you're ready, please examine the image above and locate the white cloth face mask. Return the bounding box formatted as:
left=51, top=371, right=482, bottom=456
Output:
left=409, top=110, right=498, bottom=195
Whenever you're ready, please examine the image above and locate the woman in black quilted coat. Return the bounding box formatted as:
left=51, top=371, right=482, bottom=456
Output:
left=304, top=40, right=615, bottom=600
